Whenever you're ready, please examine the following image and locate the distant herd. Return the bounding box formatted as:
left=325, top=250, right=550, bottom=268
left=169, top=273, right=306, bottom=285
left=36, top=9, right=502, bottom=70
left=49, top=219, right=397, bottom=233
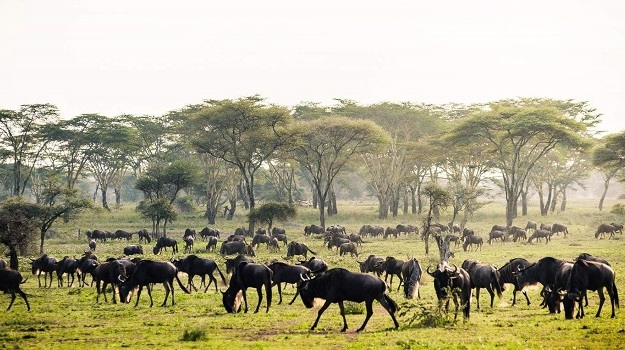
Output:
left=0, top=220, right=622, bottom=332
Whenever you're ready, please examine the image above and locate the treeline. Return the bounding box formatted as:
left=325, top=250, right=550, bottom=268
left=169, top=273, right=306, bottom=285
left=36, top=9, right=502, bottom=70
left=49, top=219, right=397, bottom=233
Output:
left=1, top=97, right=624, bottom=260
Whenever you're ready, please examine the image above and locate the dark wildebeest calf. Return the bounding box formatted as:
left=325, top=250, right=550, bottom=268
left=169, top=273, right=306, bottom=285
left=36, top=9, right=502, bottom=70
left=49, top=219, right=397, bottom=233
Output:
left=30, top=254, right=58, bottom=288
left=286, top=242, right=317, bottom=260
left=222, top=261, right=272, bottom=313
left=120, top=260, right=190, bottom=307
left=153, top=237, right=178, bottom=255
left=172, top=255, right=227, bottom=293
left=0, top=268, right=31, bottom=311
left=56, top=256, right=80, bottom=288
left=297, top=268, right=400, bottom=332
left=381, top=256, right=404, bottom=291
left=461, top=259, right=503, bottom=309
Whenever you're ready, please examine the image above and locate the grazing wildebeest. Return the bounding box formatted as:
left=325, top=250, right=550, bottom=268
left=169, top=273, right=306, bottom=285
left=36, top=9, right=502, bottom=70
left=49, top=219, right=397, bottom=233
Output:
left=172, top=255, right=228, bottom=293
left=497, top=258, right=533, bottom=306
left=539, top=223, right=552, bottom=234
left=93, top=259, right=128, bottom=303
left=225, top=254, right=255, bottom=274
left=298, top=257, right=328, bottom=274
left=357, top=255, right=385, bottom=277
left=114, top=230, right=133, bottom=240
left=610, top=222, right=623, bottom=234
left=271, top=226, right=286, bottom=236
left=251, top=234, right=272, bottom=249
left=396, top=224, right=418, bottom=236
left=401, top=258, right=422, bottom=299
left=137, top=229, right=151, bottom=243
left=76, top=255, right=99, bottom=287
left=267, top=261, right=311, bottom=304
left=542, top=261, right=574, bottom=314
left=427, top=262, right=471, bottom=320
left=206, top=236, right=218, bottom=252
left=153, top=237, right=178, bottom=255
left=487, top=230, right=506, bottom=244
left=381, top=256, right=404, bottom=291
left=272, top=233, right=288, bottom=246
left=551, top=223, right=569, bottom=236
left=88, top=239, right=97, bottom=252
left=234, top=227, right=251, bottom=237
left=220, top=241, right=255, bottom=256
left=339, top=242, right=359, bottom=257
left=462, top=234, right=483, bottom=251
left=461, top=259, right=503, bottom=309
left=183, top=236, right=194, bottom=253
left=222, top=261, right=272, bottom=313
left=528, top=229, right=551, bottom=244
left=30, top=254, right=58, bottom=288
left=226, top=234, right=246, bottom=242
left=55, top=256, right=80, bottom=288
left=349, top=233, right=365, bottom=246
left=89, top=229, right=107, bottom=242
left=267, top=237, right=280, bottom=252
left=327, top=236, right=350, bottom=250
left=297, top=268, right=400, bottom=332
left=595, top=223, right=617, bottom=239
left=286, top=242, right=317, bottom=260
left=563, top=259, right=619, bottom=319
left=0, top=268, right=30, bottom=311
left=511, top=228, right=527, bottom=242
left=461, top=227, right=475, bottom=239
left=326, top=225, right=346, bottom=235
left=304, top=224, right=324, bottom=236
left=255, top=228, right=267, bottom=236
left=183, top=228, right=196, bottom=239
left=384, top=226, right=399, bottom=239
left=514, top=257, right=569, bottom=311
left=491, top=224, right=507, bottom=233
left=123, top=245, right=143, bottom=256
left=444, top=234, right=461, bottom=248
left=525, top=221, right=538, bottom=233
left=120, top=260, right=190, bottom=307
left=199, top=227, right=220, bottom=240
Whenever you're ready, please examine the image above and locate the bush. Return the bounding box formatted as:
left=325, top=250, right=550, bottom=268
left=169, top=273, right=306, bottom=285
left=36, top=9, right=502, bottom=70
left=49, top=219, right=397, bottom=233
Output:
left=180, top=328, right=206, bottom=342
left=343, top=301, right=364, bottom=315
left=174, top=196, right=196, bottom=214
left=610, top=203, right=625, bottom=215
left=399, top=302, right=458, bottom=328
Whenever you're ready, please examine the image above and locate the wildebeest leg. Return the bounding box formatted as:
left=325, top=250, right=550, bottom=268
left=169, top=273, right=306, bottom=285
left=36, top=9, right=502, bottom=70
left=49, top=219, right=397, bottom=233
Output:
left=187, top=274, right=197, bottom=292
left=240, top=289, right=249, bottom=313
left=204, top=274, right=218, bottom=293
left=134, top=286, right=144, bottom=307
left=253, top=287, right=264, bottom=313
left=356, top=300, right=375, bottom=333
left=273, top=281, right=283, bottom=304
left=377, top=295, right=400, bottom=329
left=396, top=275, right=403, bottom=292
left=452, top=295, right=460, bottom=321
left=475, top=288, right=481, bottom=309
left=6, top=290, right=17, bottom=311
left=595, top=288, right=605, bottom=318
left=288, top=289, right=300, bottom=305
left=310, top=299, right=333, bottom=330
left=337, top=301, right=350, bottom=332
left=487, top=286, right=495, bottom=308
left=15, top=287, right=30, bottom=311
left=161, top=281, right=171, bottom=307
left=69, top=273, right=75, bottom=288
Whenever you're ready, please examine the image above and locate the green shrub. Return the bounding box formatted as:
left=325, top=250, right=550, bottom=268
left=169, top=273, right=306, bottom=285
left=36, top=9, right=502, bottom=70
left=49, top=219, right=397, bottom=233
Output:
left=180, top=328, right=206, bottom=342
left=343, top=301, right=365, bottom=314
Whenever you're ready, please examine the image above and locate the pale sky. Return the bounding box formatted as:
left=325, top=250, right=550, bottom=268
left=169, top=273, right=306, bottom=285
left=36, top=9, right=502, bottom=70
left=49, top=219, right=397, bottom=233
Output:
left=1, top=0, right=624, bottom=133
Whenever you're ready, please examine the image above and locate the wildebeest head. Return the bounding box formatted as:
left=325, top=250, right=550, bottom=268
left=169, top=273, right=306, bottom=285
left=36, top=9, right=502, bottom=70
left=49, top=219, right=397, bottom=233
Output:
left=297, top=272, right=319, bottom=308
left=427, top=263, right=460, bottom=299
left=221, top=288, right=243, bottom=313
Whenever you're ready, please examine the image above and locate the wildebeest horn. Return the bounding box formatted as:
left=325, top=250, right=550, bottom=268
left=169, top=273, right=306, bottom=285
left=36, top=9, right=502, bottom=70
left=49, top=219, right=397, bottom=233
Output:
left=451, top=264, right=458, bottom=274
left=426, top=265, right=436, bottom=277
left=300, top=273, right=310, bottom=282
left=118, top=274, right=126, bottom=283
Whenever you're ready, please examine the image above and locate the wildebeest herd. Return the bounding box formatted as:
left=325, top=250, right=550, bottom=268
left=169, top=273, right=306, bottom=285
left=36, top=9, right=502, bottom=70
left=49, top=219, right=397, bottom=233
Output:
left=1, top=220, right=622, bottom=333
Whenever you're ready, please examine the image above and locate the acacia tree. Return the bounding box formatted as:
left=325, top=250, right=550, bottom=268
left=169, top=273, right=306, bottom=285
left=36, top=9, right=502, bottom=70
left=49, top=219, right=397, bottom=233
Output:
left=292, top=116, right=389, bottom=228
left=187, top=96, right=294, bottom=233
left=0, top=104, right=58, bottom=196
left=593, top=132, right=625, bottom=210
left=446, top=99, right=591, bottom=226
left=248, top=202, right=296, bottom=231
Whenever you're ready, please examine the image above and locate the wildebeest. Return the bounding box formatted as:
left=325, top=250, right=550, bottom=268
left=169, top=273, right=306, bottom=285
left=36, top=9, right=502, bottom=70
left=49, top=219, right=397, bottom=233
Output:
left=298, top=257, right=328, bottom=273
left=55, top=256, right=80, bottom=288
left=304, top=224, right=324, bottom=236
left=444, top=234, right=461, bottom=248
left=384, top=227, right=399, bottom=239
left=0, top=268, right=30, bottom=311
left=487, top=230, right=506, bottom=245
left=542, top=261, right=574, bottom=314
left=88, top=229, right=107, bottom=242
left=461, top=259, right=503, bottom=309
left=183, top=236, right=194, bottom=253
left=220, top=241, right=256, bottom=256
left=514, top=256, right=569, bottom=311
left=595, top=223, right=617, bottom=239
left=511, top=228, right=527, bottom=242
left=267, top=261, right=311, bottom=304
left=576, top=253, right=610, bottom=266
left=525, top=221, right=538, bottom=233
left=551, top=223, right=569, bottom=236
left=222, top=261, right=273, bottom=313
left=381, top=256, right=404, bottom=290
left=199, top=227, right=220, bottom=240
left=30, top=254, right=58, bottom=288
left=357, top=255, right=385, bottom=277
left=225, top=254, right=255, bottom=274
left=272, top=232, right=288, bottom=246
left=183, top=228, right=196, bottom=239
left=271, top=226, right=286, bottom=236
left=396, top=224, right=418, bottom=236
left=251, top=234, right=272, bottom=249
left=88, top=239, right=97, bottom=252
left=339, top=242, right=359, bottom=257
left=234, top=227, right=251, bottom=237
left=427, top=262, right=471, bottom=320
left=120, top=260, right=190, bottom=307
left=349, top=233, right=365, bottom=246
left=76, top=255, right=99, bottom=287
left=497, top=258, right=533, bottom=306
left=462, top=234, right=483, bottom=251
left=137, top=229, right=151, bottom=243
left=93, top=259, right=128, bottom=303
left=528, top=229, right=551, bottom=244
left=152, top=237, right=178, bottom=255
left=173, top=255, right=227, bottom=293
left=327, top=236, right=350, bottom=250
left=114, top=229, right=133, bottom=240
left=286, top=242, right=317, bottom=260
left=610, top=222, right=623, bottom=234
left=563, top=259, right=619, bottom=319
left=401, top=258, right=422, bottom=299
left=539, top=223, right=552, bottom=233
left=206, top=236, right=218, bottom=252
left=267, top=237, right=281, bottom=252
left=297, top=268, right=400, bottom=332
left=123, top=245, right=144, bottom=256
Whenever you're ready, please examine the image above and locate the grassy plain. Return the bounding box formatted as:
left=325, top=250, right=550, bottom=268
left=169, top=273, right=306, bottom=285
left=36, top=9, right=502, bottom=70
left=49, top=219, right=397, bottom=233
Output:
left=1, top=198, right=625, bottom=349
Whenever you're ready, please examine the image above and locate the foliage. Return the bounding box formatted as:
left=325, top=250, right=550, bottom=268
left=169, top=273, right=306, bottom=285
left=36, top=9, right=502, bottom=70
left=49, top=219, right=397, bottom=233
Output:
left=180, top=328, right=207, bottom=342
left=399, top=303, right=457, bottom=328
left=248, top=202, right=296, bottom=229
left=610, top=203, right=625, bottom=215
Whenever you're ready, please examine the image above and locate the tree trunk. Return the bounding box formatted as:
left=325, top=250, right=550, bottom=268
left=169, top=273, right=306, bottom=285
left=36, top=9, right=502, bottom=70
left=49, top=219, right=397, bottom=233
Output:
left=115, top=188, right=121, bottom=205
left=560, top=188, right=567, bottom=212
left=101, top=188, right=109, bottom=210
left=9, top=246, right=19, bottom=270
left=520, top=190, right=528, bottom=216
left=378, top=196, right=388, bottom=220
left=227, top=198, right=236, bottom=220
left=403, top=187, right=409, bottom=215
left=598, top=179, right=610, bottom=211
left=410, top=185, right=417, bottom=214
left=238, top=183, right=249, bottom=210
left=318, top=198, right=327, bottom=228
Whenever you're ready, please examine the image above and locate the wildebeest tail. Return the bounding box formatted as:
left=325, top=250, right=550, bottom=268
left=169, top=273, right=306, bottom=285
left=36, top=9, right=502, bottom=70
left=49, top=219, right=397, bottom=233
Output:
left=613, top=282, right=620, bottom=308
left=175, top=273, right=191, bottom=294
left=384, top=293, right=398, bottom=314
left=215, top=265, right=228, bottom=286
left=492, top=270, right=503, bottom=298
left=308, top=247, right=317, bottom=255
left=265, top=269, right=273, bottom=310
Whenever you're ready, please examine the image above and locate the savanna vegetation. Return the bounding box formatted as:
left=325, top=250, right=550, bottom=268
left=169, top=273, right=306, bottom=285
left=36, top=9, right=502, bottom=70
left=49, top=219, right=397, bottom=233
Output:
left=1, top=97, right=625, bottom=349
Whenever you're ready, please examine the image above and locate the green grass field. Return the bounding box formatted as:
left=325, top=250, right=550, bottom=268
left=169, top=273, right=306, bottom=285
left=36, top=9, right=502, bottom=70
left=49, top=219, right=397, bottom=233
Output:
left=1, top=199, right=625, bottom=349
